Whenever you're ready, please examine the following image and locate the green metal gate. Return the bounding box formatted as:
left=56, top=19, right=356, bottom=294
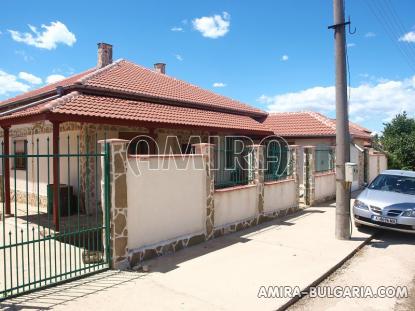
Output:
left=0, top=135, right=110, bottom=300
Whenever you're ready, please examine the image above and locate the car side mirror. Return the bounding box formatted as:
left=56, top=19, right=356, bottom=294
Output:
left=363, top=182, right=368, bottom=188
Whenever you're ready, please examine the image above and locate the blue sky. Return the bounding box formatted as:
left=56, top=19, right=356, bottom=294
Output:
left=1, top=0, right=414, bottom=133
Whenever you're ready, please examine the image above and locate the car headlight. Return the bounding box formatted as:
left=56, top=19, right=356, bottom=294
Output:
left=354, top=200, right=369, bottom=210
left=402, top=209, right=415, bottom=217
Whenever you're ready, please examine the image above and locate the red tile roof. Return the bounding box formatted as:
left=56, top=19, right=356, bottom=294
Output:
left=0, top=92, right=271, bottom=134
left=263, top=111, right=372, bottom=139
left=80, top=60, right=265, bottom=116
left=0, top=59, right=265, bottom=117
left=0, top=69, right=96, bottom=106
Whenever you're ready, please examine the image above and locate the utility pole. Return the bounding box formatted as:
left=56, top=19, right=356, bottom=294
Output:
left=331, top=0, right=351, bottom=240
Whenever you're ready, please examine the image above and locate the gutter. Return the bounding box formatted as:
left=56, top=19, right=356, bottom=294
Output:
left=0, top=87, right=64, bottom=117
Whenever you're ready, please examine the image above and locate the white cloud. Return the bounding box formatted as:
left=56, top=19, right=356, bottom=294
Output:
left=347, top=43, right=356, bottom=48
left=259, top=75, right=415, bottom=123
left=365, top=32, right=376, bottom=38
left=399, top=31, right=415, bottom=43
left=213, top=82, right=226, bottom=88
left=14, top=50, right=33, bottom=62
left=175, top=54, right=183, bottom=61
left=171, top=27, right=183, bottom=32
left=8, top=21, right=76, bottom=50
left=18, top=72, right=42, bottom=85
left=0, top=70, right=30, bottom=95
left=281, top=55, right=289, bottom=61
left=192, top=12, right=230, bottom=39
left=46, top=74, right=65, bottom=84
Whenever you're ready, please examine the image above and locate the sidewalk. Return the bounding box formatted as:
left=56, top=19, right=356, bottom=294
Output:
left=1, top=201, right=375, bottom=311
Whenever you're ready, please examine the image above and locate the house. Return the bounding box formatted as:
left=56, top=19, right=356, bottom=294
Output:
left=0, top=43, right=307, bottom=270
left=0, top=43, right=276, bottom=225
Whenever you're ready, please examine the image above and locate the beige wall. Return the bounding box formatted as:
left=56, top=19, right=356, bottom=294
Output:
left=314, top=172, right=336, bottom=202
left=2, top=124, right=80, bottom=205
left=263, top=179, right=297, bottom=213
left=368, top=152, right=388, bottom=183
left=126, top=155, right=207, bottom=250
left=291, top=137, right=334, bottom=146
left=350, top=144, right=364, bottom=191
left=214, top=185, right=257, bottom=228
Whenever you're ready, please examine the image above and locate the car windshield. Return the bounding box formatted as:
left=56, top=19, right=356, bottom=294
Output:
left=369, top=174, right=415, bottom=195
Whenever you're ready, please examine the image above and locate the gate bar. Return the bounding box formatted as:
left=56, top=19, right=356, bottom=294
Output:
left=52, top=121, right=60, bottom=231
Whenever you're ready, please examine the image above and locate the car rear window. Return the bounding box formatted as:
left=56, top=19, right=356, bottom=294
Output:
left=369, top=174, right=415, bottom=195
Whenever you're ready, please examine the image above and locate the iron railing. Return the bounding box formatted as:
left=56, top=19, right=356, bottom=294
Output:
left=213, top=144, right=253, bottom=189
left=315, top=147, right=335, bottom=173
left=264, top=144, right=292, bottom=182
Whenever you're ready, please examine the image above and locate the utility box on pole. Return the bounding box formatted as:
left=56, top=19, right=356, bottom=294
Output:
left=345, top=162, right=358, bottom=183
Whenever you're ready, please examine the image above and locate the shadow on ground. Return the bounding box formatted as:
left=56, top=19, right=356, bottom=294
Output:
left=0, top=270, right=143, bottom=310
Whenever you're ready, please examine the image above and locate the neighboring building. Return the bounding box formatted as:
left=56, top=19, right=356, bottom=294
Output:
left=263, top=111, right=373, bottom=148
left=263, top=111, right=385, bottom=192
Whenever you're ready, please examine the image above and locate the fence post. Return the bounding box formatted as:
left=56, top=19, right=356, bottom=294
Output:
left=99, top=139, right=129, bottom=269
left=290, top=145, right=301, bottom=206
left=250, top=145, right=265, bottom=216
left=193, top=143, right=215, bottom=240
left=363, top=147, right=369, bottom=183
left=304, top=146, right=316, bottom=206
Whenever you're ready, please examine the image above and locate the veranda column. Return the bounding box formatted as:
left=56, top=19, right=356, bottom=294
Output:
left=192, top=143, right=215, bottom=240
left=250, top=144, right=265, bottom=216
left=2, top=126, right=11, bottom=216
left=99, top=139, right=129, bottom=269
left=303, top=146, right=316, bottom=206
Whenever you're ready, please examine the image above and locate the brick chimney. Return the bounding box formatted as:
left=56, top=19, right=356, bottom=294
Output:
left=97, top=43, right=113, bottom=68
left=154, top=63, right=166, bottom=74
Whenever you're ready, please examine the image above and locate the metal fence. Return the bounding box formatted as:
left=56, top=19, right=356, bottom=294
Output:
left=0, top=135, right=110, bottom=300
left=213, top=141, right=254, bottom=189
left=315, top=146, right=335, bottom=173
left=264, top=143, right=292, bottom=182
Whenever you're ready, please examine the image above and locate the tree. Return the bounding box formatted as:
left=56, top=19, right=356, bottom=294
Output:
left=381, top=112, right=415, bottom=170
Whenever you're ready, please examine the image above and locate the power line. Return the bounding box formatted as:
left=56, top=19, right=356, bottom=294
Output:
left=365, top=0, right=415, bottom=72
left=381, top=0, right=415, bottom=61
left=375, top=0, right=415, bottom=66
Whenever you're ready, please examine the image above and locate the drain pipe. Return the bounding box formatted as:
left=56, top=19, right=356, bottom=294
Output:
left=0, top=86, right=64, bottom=117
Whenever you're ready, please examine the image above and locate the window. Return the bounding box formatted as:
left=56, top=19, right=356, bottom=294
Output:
left=369, top=174, right=415, bottom=195
left=225, top=137, right=235, bottom=169
left=13, top=140, right=27, bottom=170
left=180, top=144, right=194, bottom=155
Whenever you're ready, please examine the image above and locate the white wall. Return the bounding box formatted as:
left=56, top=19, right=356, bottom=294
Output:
left=314, top=172, right=336, bottom=202
left=214, top=185, right=257, bottom=228
left=264, top=179, right=297, bottom=213
left=127, top=155, right=207, bottom=250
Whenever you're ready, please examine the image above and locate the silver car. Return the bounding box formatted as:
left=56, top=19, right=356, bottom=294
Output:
left=353, top=170, right=415, bottom=234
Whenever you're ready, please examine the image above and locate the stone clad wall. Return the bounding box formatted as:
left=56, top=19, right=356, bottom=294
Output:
left=101, top=143, right=302, bottom=268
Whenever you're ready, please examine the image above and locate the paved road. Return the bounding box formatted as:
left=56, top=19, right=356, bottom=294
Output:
left=289, top=230, right=415, bottom=311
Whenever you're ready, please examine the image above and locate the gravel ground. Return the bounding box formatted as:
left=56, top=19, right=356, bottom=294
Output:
left=289, top=230, right=415, bottom=311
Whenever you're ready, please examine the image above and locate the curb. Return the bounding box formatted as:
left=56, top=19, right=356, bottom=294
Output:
left=276, top=230, right=377, bottom=311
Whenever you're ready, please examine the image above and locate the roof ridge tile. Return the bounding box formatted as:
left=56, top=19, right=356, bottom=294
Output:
left=76, top=59, right=125, bottom=84
left=41, top=91, right=80, bottom=112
